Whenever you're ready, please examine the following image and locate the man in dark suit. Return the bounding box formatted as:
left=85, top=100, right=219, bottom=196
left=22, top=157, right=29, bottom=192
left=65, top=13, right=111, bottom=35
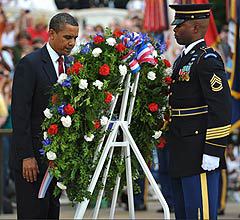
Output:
left=11, top=13, right=79, bottom=219
left=168, top=4, right=231, bottom=220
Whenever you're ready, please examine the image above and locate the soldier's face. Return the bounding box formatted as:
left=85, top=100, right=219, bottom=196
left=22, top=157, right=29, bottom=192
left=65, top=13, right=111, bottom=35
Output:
left=173, top=21, right=195, bottom=46
left=49, top=24, right=79, bottom=56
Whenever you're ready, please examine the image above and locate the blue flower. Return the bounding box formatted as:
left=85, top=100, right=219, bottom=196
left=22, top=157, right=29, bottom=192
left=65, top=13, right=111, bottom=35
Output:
left=65, top=56, right=74, bottom=68
left=81, top=44, right=90, bottom=54
left=62, top=77, right=71, bottom=88
left=155, top=40, right=167, bottom=54
left=42, top=138, right=52, bottom=146
left=39, top=148, right=45, bottom=156
left=58, top=104, right=65, bottom=115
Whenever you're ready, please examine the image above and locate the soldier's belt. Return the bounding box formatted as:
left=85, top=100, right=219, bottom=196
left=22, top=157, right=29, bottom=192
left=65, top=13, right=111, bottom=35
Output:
left=171, top=105, right=208, bottom=117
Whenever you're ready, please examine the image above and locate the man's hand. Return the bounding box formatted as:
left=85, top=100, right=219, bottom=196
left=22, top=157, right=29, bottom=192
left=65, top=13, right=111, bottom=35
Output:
left=201, top=154, right=220, bottom=171
left=22, top=157, right=39, bottom=182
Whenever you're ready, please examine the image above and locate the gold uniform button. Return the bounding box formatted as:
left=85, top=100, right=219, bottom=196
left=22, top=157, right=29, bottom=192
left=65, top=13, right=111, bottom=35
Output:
left=195, top=130, right=199, bottom=134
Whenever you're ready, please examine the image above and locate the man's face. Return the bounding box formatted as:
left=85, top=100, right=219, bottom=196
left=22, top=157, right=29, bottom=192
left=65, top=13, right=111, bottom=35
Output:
left=49, top=24, right=79, bottom=56
left=173, top=21, right=195, bottom=46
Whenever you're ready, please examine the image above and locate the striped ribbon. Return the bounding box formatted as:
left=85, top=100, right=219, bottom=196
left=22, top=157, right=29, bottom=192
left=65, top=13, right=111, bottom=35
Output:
left=38, top=167, right=53, bottom=198
left=120, top=34, right=156, bottom=74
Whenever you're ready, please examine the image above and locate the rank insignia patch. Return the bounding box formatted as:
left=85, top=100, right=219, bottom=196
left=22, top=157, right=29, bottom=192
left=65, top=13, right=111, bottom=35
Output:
left=210, top=74, right=223, bottom=92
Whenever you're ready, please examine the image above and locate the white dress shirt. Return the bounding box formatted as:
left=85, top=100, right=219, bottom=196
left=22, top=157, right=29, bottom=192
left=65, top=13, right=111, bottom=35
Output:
left=46, top=43, right=65, bottom=77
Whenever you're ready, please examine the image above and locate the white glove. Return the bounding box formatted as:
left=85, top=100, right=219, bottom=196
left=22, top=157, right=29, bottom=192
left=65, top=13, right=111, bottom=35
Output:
left=201, top=154, right=220, bottom=171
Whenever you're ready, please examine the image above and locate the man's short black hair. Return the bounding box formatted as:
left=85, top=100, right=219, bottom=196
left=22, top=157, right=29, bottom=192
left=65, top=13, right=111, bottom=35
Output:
left=49, top=13, right=78, bottom=32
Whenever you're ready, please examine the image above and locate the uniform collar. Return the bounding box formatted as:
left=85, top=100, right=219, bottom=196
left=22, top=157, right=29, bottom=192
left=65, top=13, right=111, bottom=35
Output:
left=183, top=39, right=205, bottom=55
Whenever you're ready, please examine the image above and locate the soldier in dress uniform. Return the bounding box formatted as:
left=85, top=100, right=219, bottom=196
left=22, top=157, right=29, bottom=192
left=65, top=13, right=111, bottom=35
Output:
left=168, top=4, right=231, bottom=220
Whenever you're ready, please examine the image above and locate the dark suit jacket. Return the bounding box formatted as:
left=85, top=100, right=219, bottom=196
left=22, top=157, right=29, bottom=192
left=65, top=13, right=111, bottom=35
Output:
left=11, top=45, right=58, bottom=172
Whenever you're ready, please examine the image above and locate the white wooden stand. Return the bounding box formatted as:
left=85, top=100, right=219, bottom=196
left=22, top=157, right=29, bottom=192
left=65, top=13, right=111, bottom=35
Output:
left=74, top=72, right=170, bottom=219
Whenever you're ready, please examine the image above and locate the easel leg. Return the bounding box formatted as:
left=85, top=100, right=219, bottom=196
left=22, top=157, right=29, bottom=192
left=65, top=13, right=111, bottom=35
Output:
left=121, top=122, right=170, bottom=219
left=124, top=140, right=135, bottom=219
left=109, top=147, right=125, bottom=219
left=74, top=123, right=120, bottom=219
left=92, top=146, right=115, bottom=219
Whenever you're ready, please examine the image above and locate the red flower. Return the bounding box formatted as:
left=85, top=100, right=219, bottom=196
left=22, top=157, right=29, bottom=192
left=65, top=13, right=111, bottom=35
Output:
left=154, top=58, right=158, bottom=64
left=157, top=137, right=166, bottom=149
left=67, top=62, right=84, bottom=75
left=94, top=120, right=101, bottom=129
left=64, top=104, right=75, bottom=115
left=163, top=59, right=171, bottom=67
left=164, top=76, right=173, bottom=85
left=99, top=64, right=110, bottom=76
left=113, top=29, right=123, bottom=38
left=51, top=94, right=58, bottom=104
left=105, top=92, right=113, bottom=104
left=72, top=62, right=84, bottom=74
left=94, top=35, right=105, bottom=44
left=115, top=43, right=126, bottom=53
left=148, top=103, right=159, bottom=112
left=48, top=124, right=58, bottom=135
left=67, top=67, right=72, bottom=75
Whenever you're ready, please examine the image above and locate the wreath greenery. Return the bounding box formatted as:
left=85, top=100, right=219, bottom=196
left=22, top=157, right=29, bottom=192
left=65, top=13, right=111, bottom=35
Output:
left=41, top=28, right=172, bottom=203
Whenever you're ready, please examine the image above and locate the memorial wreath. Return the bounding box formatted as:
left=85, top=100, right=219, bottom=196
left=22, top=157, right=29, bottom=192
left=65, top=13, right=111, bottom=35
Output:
left=41, top=29, right=172, bottom=203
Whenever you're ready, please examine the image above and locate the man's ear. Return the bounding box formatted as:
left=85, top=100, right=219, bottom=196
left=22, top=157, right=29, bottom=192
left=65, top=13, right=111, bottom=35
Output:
left=193, top=23, right=200, bottom=34
left=48, top=29, right=55, bottom=40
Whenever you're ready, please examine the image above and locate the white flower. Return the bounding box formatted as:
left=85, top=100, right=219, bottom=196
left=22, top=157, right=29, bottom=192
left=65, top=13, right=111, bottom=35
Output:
left=84, top=134, right=94, bottom=142
left=152, top=50, right=158, bottom=58
left=61, top=115, right=72, bottom=128
left=147, top=71, right=156, bottom=81
left=57, top=73, right=68, bottom=84
left=152, top=131, right=162, bottom=139
left=93, top=80, right=103, bottom=90
left=57, top=182, right=67, bottom=190
left=160, top=54, right=166, bottom=60
left=79, top=79, right=88, bottom=90
left=43, top=108, right=53, bottom=119
left=106, top=37, right=116, bottom=46
left=46, top=151, right=57, bottom=160
left=162, top=106, right=166, bottom=111
left=92, top=48, right=102, bottom=57
left=100, top=116, right=108, bottom=126
left=43, top=132, right=48, bottom=140
left=119, top=65, right=128, bottom=76
left=165, top=67, right=173, bottom=75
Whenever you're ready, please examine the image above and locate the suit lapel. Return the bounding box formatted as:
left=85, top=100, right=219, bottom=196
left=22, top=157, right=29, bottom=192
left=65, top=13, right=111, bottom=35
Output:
left=41, top=45, right=58, bottom=84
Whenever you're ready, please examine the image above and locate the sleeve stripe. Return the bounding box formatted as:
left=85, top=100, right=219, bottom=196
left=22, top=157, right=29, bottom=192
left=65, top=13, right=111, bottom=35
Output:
left=206, top=125, right=231, bottom=132
left=206, top=132, right=229, bottom=140
left=206, top=130, right=230, bottom=138
left=205, top=141, right=226, bottom=148
left=206, top=127, right=230, bottom=135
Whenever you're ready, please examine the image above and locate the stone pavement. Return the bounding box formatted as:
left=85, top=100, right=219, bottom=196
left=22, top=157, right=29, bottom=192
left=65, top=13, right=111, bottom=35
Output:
left=0, top=201, right=239, bottom=219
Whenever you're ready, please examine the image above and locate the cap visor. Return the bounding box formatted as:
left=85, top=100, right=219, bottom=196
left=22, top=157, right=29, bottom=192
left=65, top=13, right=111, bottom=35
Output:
left=171, top=19, right=185, bottom=26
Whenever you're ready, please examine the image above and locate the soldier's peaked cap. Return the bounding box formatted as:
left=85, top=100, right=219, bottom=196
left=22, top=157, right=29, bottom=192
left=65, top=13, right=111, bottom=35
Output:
left=169, top=4, right=212, bottom=26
